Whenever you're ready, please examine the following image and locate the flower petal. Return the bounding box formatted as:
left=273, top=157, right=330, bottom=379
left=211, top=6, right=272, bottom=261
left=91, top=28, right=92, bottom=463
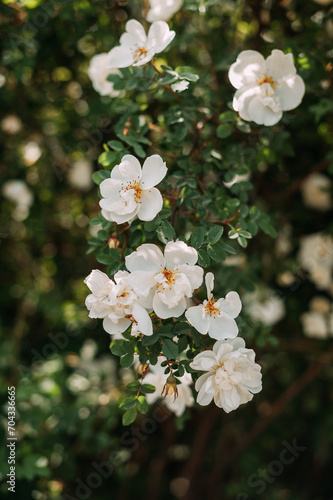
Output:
left=140, top=154, right=167, bottom=189
left=247, top=95, right=283, bottom=126
left=132, top=303, right=153, bottom=336
left=124, top=271, right=156, bottom=300
left=99, top=178, right=122, bottom=199
left=177, top=264, right=204, bottom=291
left=111, top=156, right=141, bottom=182
left=190, top=351, right=218, bottom=371
left=147, top=21, right=175, bottom=53
left=103, top=317, right=131, bottom=335
left=205, top=272, right=214, bottom=300
left=217, top=291, right=242, bottom=318
left=125, top=243, right=165, bottom=273
left=153, top=292, right=186, bottom=318
left=265, top=50, right=296, bottom=81
left=275, top=75, right=305, bottom=111
left=164, top=240, right=198, bottom=268
left=208, top=313, right=239, bottom=340
left=125, top=19, right=147, bottom=46
left=84, top=269, right=111, bottom=294
left=185, top=305, right=210, bottom=334
left=228, top=50, right=266, bottom=89
left=100, top=207, right=138, bottom=224
left=137, top=187, right=163, bottom=221
left=232, top=84, right=260, bottom=121
left=108, top=46, right=134, bottom=69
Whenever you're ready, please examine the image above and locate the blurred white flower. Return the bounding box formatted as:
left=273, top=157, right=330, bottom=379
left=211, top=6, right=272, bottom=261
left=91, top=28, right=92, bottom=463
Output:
left=144, top=357, right=194, bottom=416
left=275, top=225, right=293, bottom=258
left=108, top=19, right=175, bottom=68
left=1, top=114, right=22, bottom=134
left=146, top=0, right=183, bottom=22
left=185, top=272, right=242, bottom=340
left=313, top=0, right=333, bottom=5
left=99, top=154, right=167, bottom=224
left=22, top=141, right=42, bottom=166
left=228, top=49, right=305, bottom=126
left=84, top=269, right=153, bottom=336
left=224, top=173, right=250, bottom=189
left=301, top=311, right=329, bottom=339
left=125, top=241, right=204, bottom=319
left=298, top=232, right=333, bottom=291
left=2, top=179, right=34, bottom=221
left=190, top=338, right=262, bottom=412
left=67, top=373, right=91, bottom=393
left=88, top=53, right=121, bottom=97
left=242, top=287, right=285, bottom=326
left=301, top=173, right=332, bottom=211
left=67, top=159, right=93, bottom=191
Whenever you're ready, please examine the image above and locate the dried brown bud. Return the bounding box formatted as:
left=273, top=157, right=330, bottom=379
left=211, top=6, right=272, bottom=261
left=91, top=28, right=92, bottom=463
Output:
left=137, top=363, right=149, bottom=377
left=161, top=375, right=178, bottom=402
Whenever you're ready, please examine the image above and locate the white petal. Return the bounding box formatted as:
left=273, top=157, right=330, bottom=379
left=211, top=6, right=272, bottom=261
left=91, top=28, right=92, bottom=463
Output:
left=147, top=21, right=175, bottom=53
left=177, top=264, right=204, bottom=291
left=275, top=75, right=305, bottom=111
left=140, top=155, right=167, bottom=189
left=108, top=46, right=134, bottom=69
left=208, top=314, right=238, bottom=340
left=137, top=187, right=163, bottom=221
left=164, top=241, right=198, bottom=268
left=185, top=305, right=209, bottom=334
left=125, top=19, right=147, bottom=46
left=126, top=243, right=164, bottom=273
left=190, top=351, right=218, bottom=371
left=132, top=303, right=153, bottom=336
left=228, top=50, right=266, bottom=89
left=103, top=317, right=131, bottom=335
left=218, top=291, right=242, bottom=318
left=205, top=272, right=214, bottom=300
left=247, top=95, right=283, bottom=126
left=194, top=372, right=212, bottom=391
left=132, top=48, right=155, bottom=66
left=99, top=178, right=122, bottom=199
left=100, top=205, right=138, bottom=224
left=153, top=292, right=186, bottom=319
left=124, top=271, right=156, bottom=299
left=265, top=50, right=296, bottom=81
left=111, top=156, right=141, bottom=182
left=232, top=84, right=260, bottom=121
left=84, top=269, right=111, bottom=294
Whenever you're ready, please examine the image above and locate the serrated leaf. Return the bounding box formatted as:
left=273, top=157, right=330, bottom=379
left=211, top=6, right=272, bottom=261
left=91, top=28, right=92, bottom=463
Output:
left=142, top=334, right=159, bottom=346
left=237, top=236, right=248, bottom=248
left=191, top=226, right=205, bottom=248
left=197, top=249, right=210, bottom=267
left=259, top=220, right=277, bottom=238
left=162, top=339, right=178, bottom=359
left=177, top=335, right=189, bottom=354
left=221, top=242, right=236, bottom=255
left=110, top=341, right=126, bottom=357
left=141, top=384, right=156, bottom=394
left=122, top=408, right=137, bottom=426
left=107, top=140, right=124, bottom=151
left=92, top=170, right=110, bottom=185
left=126, top=381, right=141, bottom=391
left=137, top=396, right=149, bottom=414
left=156, top=220, right=175, bottom=244
left=119, top=396, right=138, bottom=410
left=122, top=342, right=135, bottom=355
left=107, top=261, right=122, bottom=275
left=159, top=208, right=172, bottom=219
left=144, top=217, right=161, bottom=232
left=120, top=353, right=134, bottom=368
left=207, top=225, right=224, bottom=244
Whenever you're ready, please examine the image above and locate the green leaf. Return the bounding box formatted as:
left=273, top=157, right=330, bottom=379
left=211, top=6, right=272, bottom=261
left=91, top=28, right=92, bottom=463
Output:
left=126, top=381, right=141, bottom=391
left=162, top=339, right=178, bottom=359
left=177, top=335, right=189, bottom=354
left=98, top=151, right=117, bottom=167
left=190, top=226, right=205, bottom=249
left=141, top=384, right=156, bottom=394
left=96, top=253, right=114, bottom=265
left=159, top=208, right=172, bottom=219
left=119, top=396, right=138, bottom=410
left=110, top=341, right=126, bottom=357
left=237, top=236, right=248, bottom=248
left=92, top=170, right=110, bottom=185
left=217, top=123, right=232, bottom=139
left=122, top=342, right=135, bottom=355
left=207, top=244, right=226, bottom=262
left=97, top=230, right=109, bottom=241
left=156, top=220, right=175, bottom=244
left=109, top=248, right=122, bottom=262
left=142, top=334, right=159, bottom=346
left=221, top=242, right=236, bottom=255
left=89, top=217, right=102, bottom=226
left=120, top=353, right=134, bottom=368
left=137, top=396, right=149, bottom=414
left=207, top=225, right=224, bottom=244
left=107, top=261, right=122, bottom=275
left=197, top=249, right=210, bottom=267
left=122, top=408, right=137, bottom=426
left=133, top=143, right=146, bottom=158
left=144, top=217, right=161, bottom=232
left=259, top=220, right=277, bottom=238
left=107, top=140, right=124, bottom=151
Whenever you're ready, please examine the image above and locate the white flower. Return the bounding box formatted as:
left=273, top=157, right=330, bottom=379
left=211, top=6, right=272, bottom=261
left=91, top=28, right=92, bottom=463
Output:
left=242, top=287, right=285, bottom=326
left=88, top=53, right=121, bottom=97
left=1, top=115, right=22, bottom=134
left=298, top=232, right=333, bottom=291
left=223, top=173, right=250, bottom=189
left=143, top=357, right=194, bottom=417
left=84, top=269, right=153, bottom=336
left=313, top=0, right=333, bottom=5
left=108, top=19, right=175, bottom=68
left=22, top=141, right=42, bottom=166
left=185, top=273, right=242, bottom=340
left=67, top=159, right=93, bottom=191
left=2, top=179, right=34, bottom=221
left=190, top=338, right=262, bottom=412
left=99, top=154, right=167, bottom=224
left=301, top=173, right=332, bottom=211
left=146, top=0, right=183, bottom=22
left=301, top=311, right=329, bottom=339
left=125, top=241, right=204, bottom=319
left=228, top=49, right=305, bottom=126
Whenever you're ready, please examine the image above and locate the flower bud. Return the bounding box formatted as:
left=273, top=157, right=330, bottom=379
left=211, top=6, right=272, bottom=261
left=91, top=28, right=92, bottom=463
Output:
left=162, top=375, right=178, bottom=402
left=137, top=363, right=149, bottom=377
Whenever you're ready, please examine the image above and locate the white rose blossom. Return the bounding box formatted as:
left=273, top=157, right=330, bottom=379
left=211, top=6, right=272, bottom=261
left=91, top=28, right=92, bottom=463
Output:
left=190, top=338, right=262, bottom=412
left=300, top=173, right=332, bottom=212
left=143, top=357, right=194, bottom=417
left=146, top=0, right=183, bottom=22
left=88, top=53, right=121, bottom=97
left=242, top=287, right=286, bottom=326
left=125, top=241, right=204, bottom=319
left=298, top=232, right=333, bottom=292
left=185, top=272, right=242, bottom=340
left=228, top=49, right=305, bottom=126
left=84, top=269, right=153, bottom=336
left=108, top=19, right=175, bottom=68
left=99, top=154, right=167, bottom=224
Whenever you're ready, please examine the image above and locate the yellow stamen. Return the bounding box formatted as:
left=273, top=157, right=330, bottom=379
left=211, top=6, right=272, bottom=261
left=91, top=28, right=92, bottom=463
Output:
left=134, top=47, right=148, bottom=62
left=257, top=75, right=276, bottom=88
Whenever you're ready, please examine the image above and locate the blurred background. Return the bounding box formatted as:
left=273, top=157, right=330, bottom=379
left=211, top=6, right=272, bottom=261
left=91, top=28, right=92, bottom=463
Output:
left=1, top=0, right=333, bottom=499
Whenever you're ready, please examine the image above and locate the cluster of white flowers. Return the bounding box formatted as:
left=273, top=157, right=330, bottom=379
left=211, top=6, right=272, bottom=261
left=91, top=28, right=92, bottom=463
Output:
left=242, top=287, right=286, bottom=326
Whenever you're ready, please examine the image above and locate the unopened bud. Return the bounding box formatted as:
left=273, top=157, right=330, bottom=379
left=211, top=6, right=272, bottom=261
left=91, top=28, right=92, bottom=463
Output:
left=161, top=375, right=178, bottom=402
left=137, top=363, right=149, bottom=377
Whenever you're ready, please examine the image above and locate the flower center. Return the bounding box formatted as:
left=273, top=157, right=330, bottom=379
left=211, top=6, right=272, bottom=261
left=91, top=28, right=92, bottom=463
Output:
left=161, top=269, right=175, bottom=285
left=257, top=75, right=276, bottom=88
left=134, top=47, right=148, bottom=63
left=204, top=299, right=219, bottom=317
left=125, top=181, right=142, bottom=202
